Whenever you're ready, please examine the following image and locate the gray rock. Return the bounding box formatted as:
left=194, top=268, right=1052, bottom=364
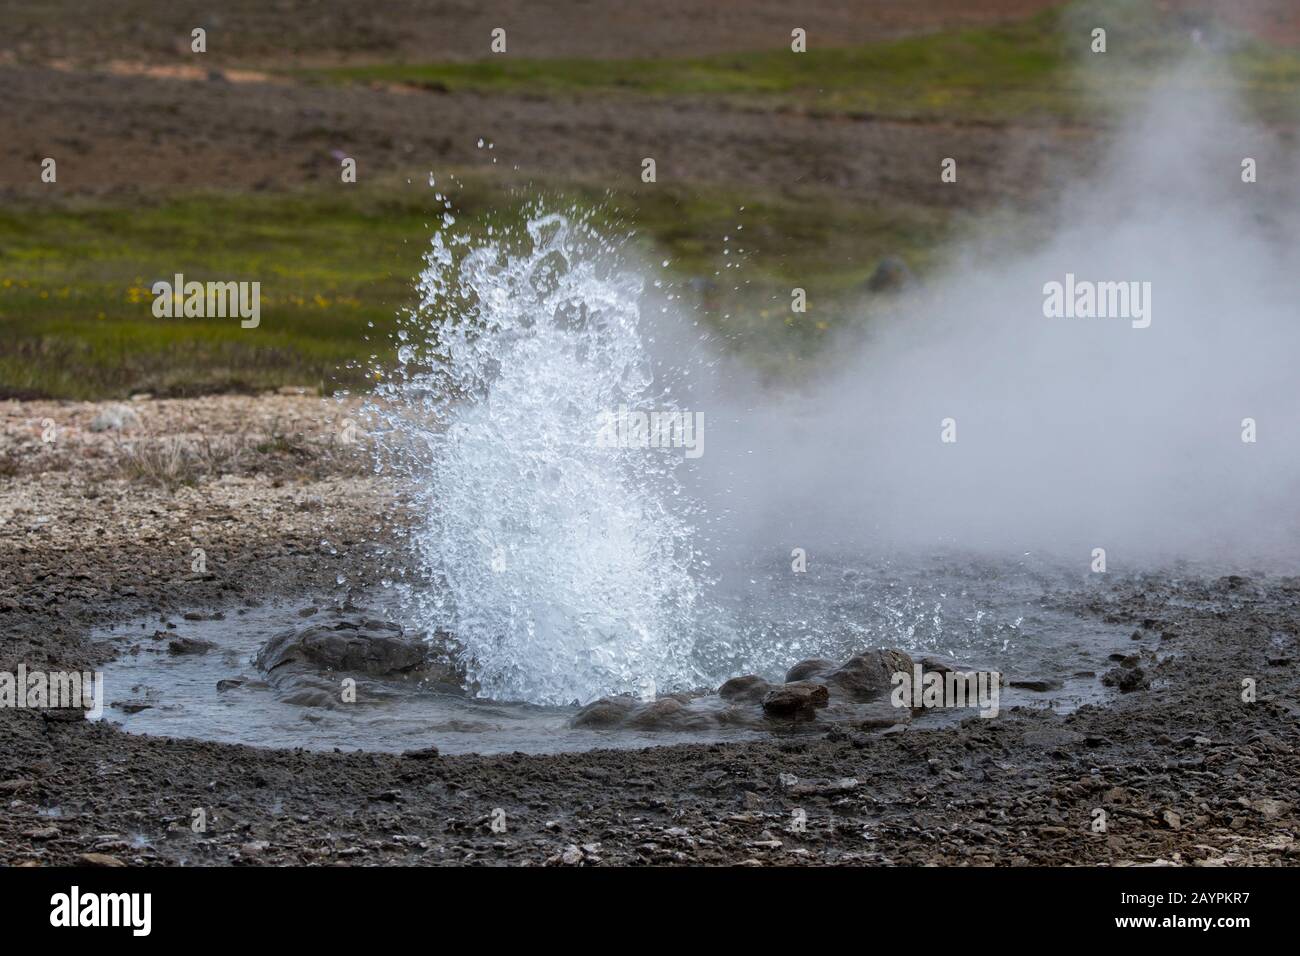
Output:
left=168, top=636, right=215, bottom=655
left=112, top=699, right=153, bottom=714
left=718, top=674, right=773, bottom=702
left=1009, top=678, right=1064, bottom=692
left=571, top=647, right=922, bottom=733
left=821, top=649, right=914, bottom=701
left=401, top=746, right=441, bottom=760
left=626, top=697, right=714, bottom=731
left=918, top=654, right=968, bottom=675
left=573, top=695, right=718, bottom=731
left=784, top=659, right=836, bottom=683
left=256, top=616, right=425, bottom=677
left=1102, top=665, right=1150, bottom=692
left=762, top=681, right=830, bottom=719
left=251, top=612, right=458, bottom=709
left=855, top=698, right=913, bottom=729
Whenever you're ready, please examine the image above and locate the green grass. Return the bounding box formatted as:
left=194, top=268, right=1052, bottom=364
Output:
left=306, top=21, right=1070, bottom=121
left=0, top=191, right=432, bottom=399
left=296, top=3, right=1300, bottom=125
left=0, top=177, right=956, bottom=399
left=16, top=0, right=1295, bottom=399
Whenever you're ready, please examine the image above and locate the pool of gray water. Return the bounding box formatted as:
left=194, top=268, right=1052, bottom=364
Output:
left=92, top=555, right=1134, bottom=755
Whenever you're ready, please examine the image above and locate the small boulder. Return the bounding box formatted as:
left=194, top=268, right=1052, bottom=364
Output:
left=1009, top=678, right=1063, bottom=692
left=168, top=636, right=215, bottom=656
left=821, top=649, right=914, bottom=701
left=784, top=659, right=836, bottom=683
left=572, top=696, right=637, bottom=728
left=401, top=745, right=441, bottom=760
left=762, top=681, right=829, bottom=719
left=1102, top=665, right=1150, bottom=692
left=112, top=699, right=153, bottom=714
left=718, top=675, right=773, bottom=703
left=256, top=616, right=426, bottom=677
left=626, top=697, right=714, bottom=731
left=855, top=698, right=912, bottom=729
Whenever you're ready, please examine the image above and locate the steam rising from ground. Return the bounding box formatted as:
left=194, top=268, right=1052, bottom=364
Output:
left=373, top=52, right=1299, bottom=706
left=691, top=62, right=1300, bottom=566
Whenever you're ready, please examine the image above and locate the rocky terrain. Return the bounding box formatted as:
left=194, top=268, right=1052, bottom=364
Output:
left=2, top=396, right=1298, bottom=867
left=4, top=0, right=1300, bottom=873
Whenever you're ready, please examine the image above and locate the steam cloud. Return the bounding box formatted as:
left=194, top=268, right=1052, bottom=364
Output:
left=681, top=57, right=1300, bottom=569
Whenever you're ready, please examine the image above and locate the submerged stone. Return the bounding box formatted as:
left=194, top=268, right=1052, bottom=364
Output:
left=256, top=616, right=425, bottom=677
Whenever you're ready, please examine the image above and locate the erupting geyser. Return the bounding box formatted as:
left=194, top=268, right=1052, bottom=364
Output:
left=369, top=208, right=704, bottom=705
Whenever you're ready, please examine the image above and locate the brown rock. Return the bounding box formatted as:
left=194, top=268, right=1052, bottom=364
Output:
left=571, top=696, right=636, bottom=728
left=822, top=649, right=914, bottom=701
left=718, top=675, right=772, bottom=703
left=762, top=681, right=830, bottom=718
left=784, top=659, right=835, bottom=683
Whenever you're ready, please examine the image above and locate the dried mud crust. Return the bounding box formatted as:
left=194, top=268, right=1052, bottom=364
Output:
left=2, top=398, right=1299, bottom=867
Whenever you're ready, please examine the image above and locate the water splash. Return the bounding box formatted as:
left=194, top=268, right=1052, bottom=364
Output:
left=363, top=205, right=1113, bottom=708
left=371, top=207, right=703, bottom=704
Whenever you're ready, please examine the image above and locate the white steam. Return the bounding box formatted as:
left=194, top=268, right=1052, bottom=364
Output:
left=690, top=61, right=1300, bottom=567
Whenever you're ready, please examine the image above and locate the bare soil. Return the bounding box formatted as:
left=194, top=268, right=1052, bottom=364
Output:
left=0, top=57, right=1093, bottom=210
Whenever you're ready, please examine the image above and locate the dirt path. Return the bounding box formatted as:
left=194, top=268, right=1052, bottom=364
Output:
left=1, top=397, right=1297, bottom=866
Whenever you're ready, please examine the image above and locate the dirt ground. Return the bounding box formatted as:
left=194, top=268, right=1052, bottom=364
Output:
left=0, top=0, right=1100, bottom=205
left=4, top=0, right=1296, bottom=203
left=1, top=396, right=1297, bottom=866
left=0, top=56, right=1091, bottom=209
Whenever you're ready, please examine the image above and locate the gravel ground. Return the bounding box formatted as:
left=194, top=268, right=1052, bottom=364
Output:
left=1, top=396, right=1297, bottom=867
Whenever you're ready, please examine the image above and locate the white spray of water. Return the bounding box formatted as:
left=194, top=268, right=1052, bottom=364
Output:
left=371, top=209, right=703, bottom=705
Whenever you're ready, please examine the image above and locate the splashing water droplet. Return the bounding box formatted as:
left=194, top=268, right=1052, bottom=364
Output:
left=369, top=208, right=702, bottom=704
